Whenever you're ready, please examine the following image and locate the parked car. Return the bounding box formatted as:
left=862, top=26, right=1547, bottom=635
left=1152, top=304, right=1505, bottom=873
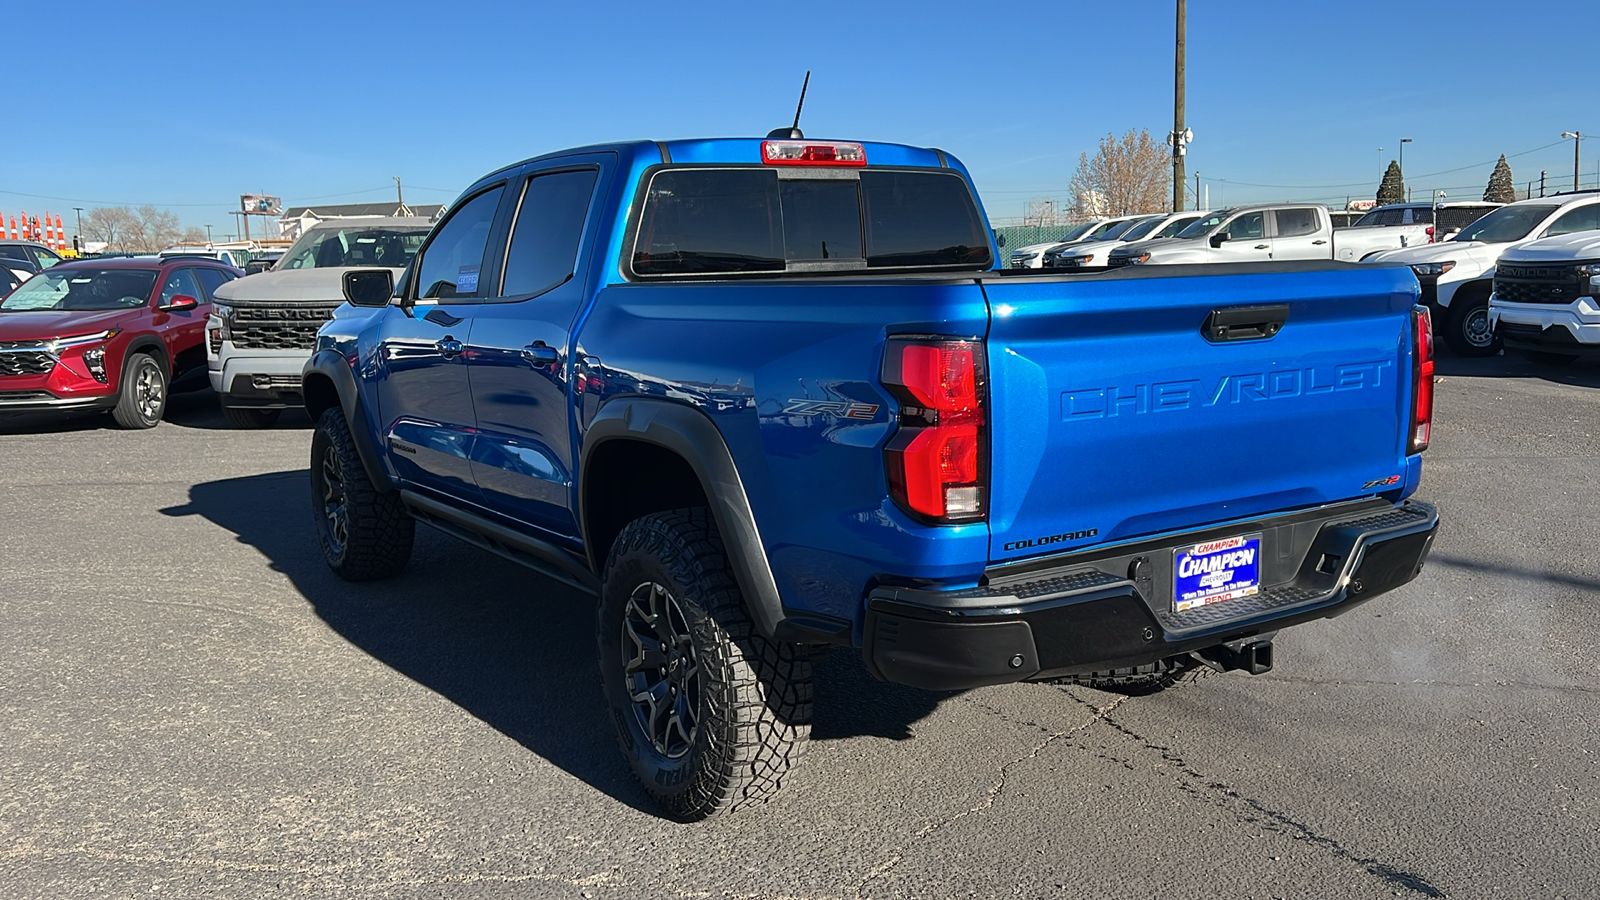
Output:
left=0, top=239, right=63, bottom=271
left=159, top=246, right=249, bottom=268
left=302, top=134, right=1438, bottom=821
left=1343, top=201, right=1502, bottom=252
left=1488, top=228, right=1600, bottom=364
left=1006, top=220, right=1102, bottom=268
left=242, top=251, right=284, bottom=276
left=0, top=256, right=239, bottom=427
left=0, top=255, right=40, bottom=297
left=1366, top=191, right=1600, bottom=356
left=208, top=217, right=430, bottom=427
left=1046, top=211, right=1204, bottom=268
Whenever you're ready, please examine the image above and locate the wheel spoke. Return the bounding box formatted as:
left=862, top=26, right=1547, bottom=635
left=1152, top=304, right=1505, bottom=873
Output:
left=622, top=581, right=702, bottom=758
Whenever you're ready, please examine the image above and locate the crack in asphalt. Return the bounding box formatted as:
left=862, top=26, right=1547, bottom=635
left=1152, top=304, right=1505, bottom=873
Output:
left=1264, top=674, right=1600, bottom=695
left=1094, top=711, right=1448, bottom=898
left=846, top=690, right=1134, bottom=898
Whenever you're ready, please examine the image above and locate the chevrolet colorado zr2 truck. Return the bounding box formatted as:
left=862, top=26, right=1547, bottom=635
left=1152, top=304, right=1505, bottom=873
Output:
left=302, top=134, right=1440, bottom=821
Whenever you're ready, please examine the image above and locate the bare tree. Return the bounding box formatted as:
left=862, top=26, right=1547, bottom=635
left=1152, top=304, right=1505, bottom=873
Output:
left=1068, top=130, right=1171, bottom=217
left=81, top=205, right=190, bottom=251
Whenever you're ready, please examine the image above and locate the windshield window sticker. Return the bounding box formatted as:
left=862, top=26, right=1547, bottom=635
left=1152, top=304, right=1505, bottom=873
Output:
left=456, top=265, right=480, bottom=294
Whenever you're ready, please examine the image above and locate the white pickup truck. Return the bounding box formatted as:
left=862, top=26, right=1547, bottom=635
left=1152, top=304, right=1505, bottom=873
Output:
left=1367, top=192, right=1600, bottom=356
left=1106, top=204, right=1424, bottom=268
left=1489, top=228, right=1600, bottom=364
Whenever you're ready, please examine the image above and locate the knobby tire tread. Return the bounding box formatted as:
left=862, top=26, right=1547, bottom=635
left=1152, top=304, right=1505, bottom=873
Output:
left=313, top=408, right=413, bottom=581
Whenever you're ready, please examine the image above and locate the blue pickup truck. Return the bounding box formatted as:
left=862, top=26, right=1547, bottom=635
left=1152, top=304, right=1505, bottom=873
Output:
left=302, top=133, right=1439, bottom=821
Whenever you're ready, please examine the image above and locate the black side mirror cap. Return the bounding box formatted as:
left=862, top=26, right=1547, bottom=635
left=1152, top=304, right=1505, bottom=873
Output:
left=1210, top=233, right=1230, bottom=248
left=343, top=269, right=395, bottom=307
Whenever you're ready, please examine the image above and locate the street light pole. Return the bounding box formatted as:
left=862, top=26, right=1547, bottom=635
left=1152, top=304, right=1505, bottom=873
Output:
left=205, top=224, right=213, bottom=245
left=1399, top=138, right=1412, bottom=200
left=1562, top=132, right=1583, bottom=192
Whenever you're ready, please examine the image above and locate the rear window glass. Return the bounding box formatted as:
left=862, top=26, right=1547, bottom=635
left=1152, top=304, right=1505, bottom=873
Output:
left=631, top=168, right=990, bottom=277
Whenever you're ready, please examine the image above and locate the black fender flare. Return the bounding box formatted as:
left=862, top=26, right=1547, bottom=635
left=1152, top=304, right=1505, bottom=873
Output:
left=122, top=335, right=169, bottom=373
left=580, top=398, right=788, bottom=638
left=302, top=349, right=395, bottom=494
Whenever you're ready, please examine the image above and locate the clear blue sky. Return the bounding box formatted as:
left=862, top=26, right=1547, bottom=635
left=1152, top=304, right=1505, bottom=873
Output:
left=6, top=0, right=1597, bottom=235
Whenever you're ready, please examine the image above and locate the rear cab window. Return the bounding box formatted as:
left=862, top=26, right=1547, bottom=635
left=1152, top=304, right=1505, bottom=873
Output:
left=629, top=167, right=991, bottom=278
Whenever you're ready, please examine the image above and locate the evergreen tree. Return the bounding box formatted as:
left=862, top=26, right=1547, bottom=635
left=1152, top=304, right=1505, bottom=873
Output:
left=1484, top=154, right=1516, bottom=203
left=1376, top=160, right=1405, bottom=205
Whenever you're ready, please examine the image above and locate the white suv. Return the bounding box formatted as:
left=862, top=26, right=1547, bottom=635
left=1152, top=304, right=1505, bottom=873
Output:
left=1365, top=192, right=1600, bottom=356
left=1489, top=226, right=1600, bottom=364
left=1046, top=211, right=1203, bottom=268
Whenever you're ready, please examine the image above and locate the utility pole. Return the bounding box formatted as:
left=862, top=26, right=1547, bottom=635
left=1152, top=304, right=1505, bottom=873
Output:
left=1562, top=132, right=1582, bottom=192
left=72, top=207, right=83, bottom=239
left=1193, top=171, right=1200, bottom=210
left=1171, top=0, right=1187, bottom=213
left=394, top=176, right=408, bottom=215
left=1540, top=170, right=1547, bottom=198
left=205, top=224, right=213, bottom=244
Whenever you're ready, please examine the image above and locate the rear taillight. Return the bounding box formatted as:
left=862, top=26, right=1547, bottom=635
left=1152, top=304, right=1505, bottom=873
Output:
left=761, top=140, right=867, bottom=167
left=1410, top=306, right=1434, bottom=452
left=882, top=338, right=987, bottom=522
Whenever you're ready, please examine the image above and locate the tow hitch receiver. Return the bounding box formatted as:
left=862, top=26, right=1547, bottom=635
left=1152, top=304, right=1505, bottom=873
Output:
left=1194, top=639, right=1274, bottom=675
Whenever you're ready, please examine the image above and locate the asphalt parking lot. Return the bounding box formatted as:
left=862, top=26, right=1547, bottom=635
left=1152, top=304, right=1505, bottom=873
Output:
left=2, top=353, right=1597, bottom=900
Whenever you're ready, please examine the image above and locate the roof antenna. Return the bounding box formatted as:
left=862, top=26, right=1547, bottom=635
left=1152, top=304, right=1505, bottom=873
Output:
left=767, top=71, right=810, bottom=139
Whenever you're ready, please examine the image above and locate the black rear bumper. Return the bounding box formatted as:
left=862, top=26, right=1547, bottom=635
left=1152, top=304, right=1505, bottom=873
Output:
left=864, top=500, right=1438, bottom=690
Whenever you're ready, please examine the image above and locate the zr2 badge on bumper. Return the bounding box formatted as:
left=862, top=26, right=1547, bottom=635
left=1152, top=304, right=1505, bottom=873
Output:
left=1174, top=535, right=1261, bottom=612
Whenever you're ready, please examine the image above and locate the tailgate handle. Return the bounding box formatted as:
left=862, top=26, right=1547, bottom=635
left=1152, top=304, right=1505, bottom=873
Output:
left=1203, top=304, right=1289, bottom=343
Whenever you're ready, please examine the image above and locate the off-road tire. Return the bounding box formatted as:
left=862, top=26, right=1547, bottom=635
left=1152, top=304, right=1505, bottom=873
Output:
left=1443, top=288, right=1500, bottom=357
left=110, top=352, right=167, bottom=429
left=1515, top=349, right=1579, bottom=367
left=309, top=407, right=413, bottom=581
left=222, top=405, right=283, bottom=429
left=598, top=508, right=812, bottom=821
left=1053, top=656, right=1196, bottom=696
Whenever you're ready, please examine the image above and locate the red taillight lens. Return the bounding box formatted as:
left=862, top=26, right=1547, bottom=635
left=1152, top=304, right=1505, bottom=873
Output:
left=883, top=338, right=986, bottom=521
left=1410, top=306, right=1434, bottom=452
left=761, top=140, right=867, bottom=167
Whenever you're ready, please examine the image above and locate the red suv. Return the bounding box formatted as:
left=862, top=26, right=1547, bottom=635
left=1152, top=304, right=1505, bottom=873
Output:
left=0, top=256, right=241, bottom=428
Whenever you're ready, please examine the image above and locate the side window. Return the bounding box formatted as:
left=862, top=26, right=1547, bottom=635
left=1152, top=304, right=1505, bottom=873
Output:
left=159, top=268, right=201, bottom=305
left=1545, top=204, right=1600, bottom=237
left=1224, top=212, right=1265, bottom=240
left=194, top=267, right=229, bottom=300
left=31, top=247, right=61, bottom=268
left=0, top=246, right=26, bottom=261
left=1274, top=208, right=1320, bottom=237
left=500, top=168, right=599, bottom=299
left=414, top=187, right=505, bottom=299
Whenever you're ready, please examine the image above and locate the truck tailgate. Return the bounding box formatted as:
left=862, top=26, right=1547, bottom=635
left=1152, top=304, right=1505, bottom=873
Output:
left=981, top=264, right=1419, bottom=563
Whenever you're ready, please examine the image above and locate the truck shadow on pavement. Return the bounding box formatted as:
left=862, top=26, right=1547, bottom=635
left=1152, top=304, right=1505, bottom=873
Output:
left=1433, top=351, right=1600, bottom=386
left=160, top=471, right=945, bottom=813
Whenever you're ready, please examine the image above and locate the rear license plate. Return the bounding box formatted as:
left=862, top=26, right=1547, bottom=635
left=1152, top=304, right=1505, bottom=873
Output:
left=1173, top=534, right=1261, bottom=612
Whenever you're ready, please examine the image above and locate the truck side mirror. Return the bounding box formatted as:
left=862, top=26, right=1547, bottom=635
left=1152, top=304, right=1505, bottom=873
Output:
left=1210, top=233, right=1230, bottom=248
left=343, top=269, right=395, bottom=307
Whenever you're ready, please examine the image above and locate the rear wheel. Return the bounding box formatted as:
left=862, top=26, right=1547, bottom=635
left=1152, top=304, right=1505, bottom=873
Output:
left=309, top=408, right=413, bottom=581
left=598, top=509, right=812, bottom=821
left=222, top=405, right=283, bottom=429
left=110, top=353, right=167, bottom=429
left=1442, top=288, right=1500, bottom=357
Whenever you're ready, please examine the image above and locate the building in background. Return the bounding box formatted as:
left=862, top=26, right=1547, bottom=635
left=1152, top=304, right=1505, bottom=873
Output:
left=277, top=203, right=443, bottom=241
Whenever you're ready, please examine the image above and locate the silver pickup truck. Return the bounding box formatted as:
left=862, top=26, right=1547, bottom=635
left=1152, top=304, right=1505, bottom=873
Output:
left=1109, top=203, right=1436, bottom=267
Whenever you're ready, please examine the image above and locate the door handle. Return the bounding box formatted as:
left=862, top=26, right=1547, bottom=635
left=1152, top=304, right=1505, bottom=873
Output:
left=1253, top=244, right=1270, bottom=250
left=520, top=342, right=560, bottom=367
left=1311, top=239, right=1327, bottom=245
left=435, top=337, right=463, bottom=358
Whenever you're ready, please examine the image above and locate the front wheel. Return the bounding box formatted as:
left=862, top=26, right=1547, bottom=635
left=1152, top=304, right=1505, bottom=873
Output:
left=111, top=353, right=167, bottom=429
left=309, top=408, right=414, bottom=581
left=1443, top=290, right=1501, bottom=357
left=597, top=509, right=813, bottom=821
